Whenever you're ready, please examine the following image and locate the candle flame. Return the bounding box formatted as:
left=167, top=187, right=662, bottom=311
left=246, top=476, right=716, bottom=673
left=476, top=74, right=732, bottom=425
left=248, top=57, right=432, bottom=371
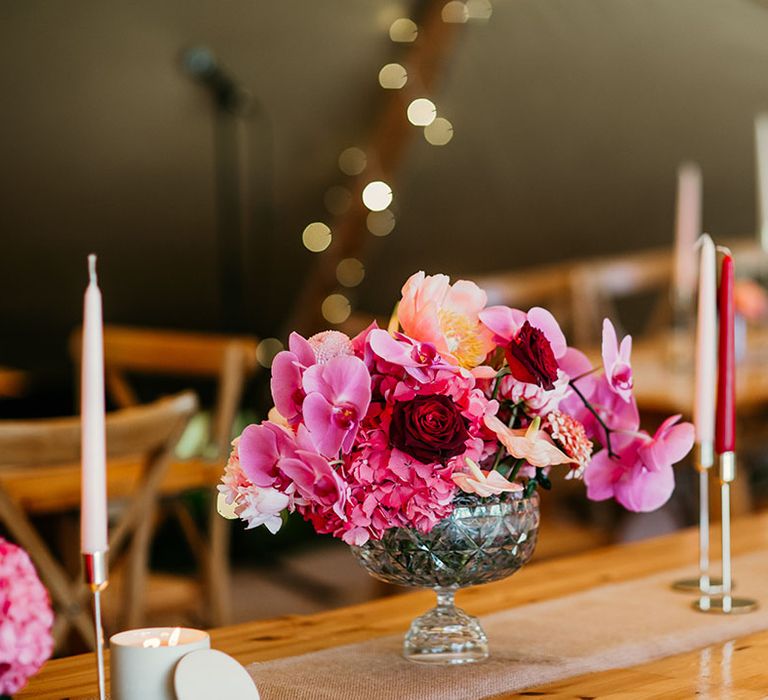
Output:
left=142, top=637, right=161, bottom=648
left=168, top=627, right=182, bottom=647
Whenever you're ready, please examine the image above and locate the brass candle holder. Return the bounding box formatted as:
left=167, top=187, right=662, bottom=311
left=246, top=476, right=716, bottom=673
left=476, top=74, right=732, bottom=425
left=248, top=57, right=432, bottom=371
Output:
left=84, top=550, right=109, bottom=700
left=694, top=451, right=757, bottom=614
left=672, top=442, right=723, bottom=594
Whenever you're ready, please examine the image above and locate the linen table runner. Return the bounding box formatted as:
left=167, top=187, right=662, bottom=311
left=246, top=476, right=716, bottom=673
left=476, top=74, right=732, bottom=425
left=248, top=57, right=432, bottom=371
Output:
left=248, top=551, right=768, bottom=699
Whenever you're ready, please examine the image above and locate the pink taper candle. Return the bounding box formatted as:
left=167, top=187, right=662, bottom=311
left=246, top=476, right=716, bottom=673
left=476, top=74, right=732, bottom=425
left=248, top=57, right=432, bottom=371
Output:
left=81, top=255, right=108, bottom=554
left=673, top=162, right=702, bottom=306
left=693, top=234, right=716, bottom=462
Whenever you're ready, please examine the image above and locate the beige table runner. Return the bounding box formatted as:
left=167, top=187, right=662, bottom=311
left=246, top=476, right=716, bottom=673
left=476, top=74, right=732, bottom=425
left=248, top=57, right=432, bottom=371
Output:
left=248, top=552, right=768, bottom=699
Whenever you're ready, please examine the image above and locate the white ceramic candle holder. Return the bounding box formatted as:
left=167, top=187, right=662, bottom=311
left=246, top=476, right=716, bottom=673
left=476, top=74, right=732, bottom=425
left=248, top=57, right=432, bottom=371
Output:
left=110, top=627, right=210, bottom=700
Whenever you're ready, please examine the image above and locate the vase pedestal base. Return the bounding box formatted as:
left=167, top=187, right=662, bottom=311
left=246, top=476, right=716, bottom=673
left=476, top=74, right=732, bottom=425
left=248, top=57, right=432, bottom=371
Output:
left=403, top=590, right=488, bottom=665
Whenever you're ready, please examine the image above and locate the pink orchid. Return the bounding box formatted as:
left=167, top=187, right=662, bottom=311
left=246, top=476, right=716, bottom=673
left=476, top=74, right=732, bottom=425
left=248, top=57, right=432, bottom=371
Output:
left=398, top=271, right=495, bottom=369
left=280, top=450, right=348, bottom=518
left=452, top=458, right=522, bottom=496
left=237, top=421, right=298, bottom=488
left=302, top=355, right=372, bottom=457
left=584, top=416, right=694, bottom=512
left=270, top=332, right=317, bottom=423
left=601, top=319, right=633, bottom=402
left=367, top=328, right=453, bottom=382
left=638, top=414, right=696, bottom=472
left=485, top=414, right=576, bottom=467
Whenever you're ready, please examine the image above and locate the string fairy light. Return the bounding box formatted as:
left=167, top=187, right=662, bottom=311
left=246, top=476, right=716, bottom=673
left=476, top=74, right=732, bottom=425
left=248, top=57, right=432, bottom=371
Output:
left=297, top=1, right=493, bottom=329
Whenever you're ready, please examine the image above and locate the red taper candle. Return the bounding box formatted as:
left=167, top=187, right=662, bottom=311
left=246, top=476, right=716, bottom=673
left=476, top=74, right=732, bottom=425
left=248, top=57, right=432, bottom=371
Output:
left=715, top=253, right=735, bottom=454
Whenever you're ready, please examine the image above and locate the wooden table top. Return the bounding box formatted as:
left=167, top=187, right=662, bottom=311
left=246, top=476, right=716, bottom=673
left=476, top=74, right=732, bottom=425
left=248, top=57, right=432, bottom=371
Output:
left=19, top=511, right=768, bottom=699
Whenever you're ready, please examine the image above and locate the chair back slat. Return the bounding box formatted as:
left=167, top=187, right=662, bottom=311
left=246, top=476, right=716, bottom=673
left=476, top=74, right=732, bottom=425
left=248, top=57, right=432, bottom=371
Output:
left=0, top=392, right=197, bottom=469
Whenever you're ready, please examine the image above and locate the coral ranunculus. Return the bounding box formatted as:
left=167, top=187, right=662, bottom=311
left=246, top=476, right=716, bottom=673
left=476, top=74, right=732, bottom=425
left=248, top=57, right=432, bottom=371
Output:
left=390, top=394, right=470, bottom=464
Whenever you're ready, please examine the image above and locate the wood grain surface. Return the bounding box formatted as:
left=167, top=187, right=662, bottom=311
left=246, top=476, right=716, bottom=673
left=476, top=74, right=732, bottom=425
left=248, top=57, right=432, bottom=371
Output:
left=18, top=511, right=768, bottom=699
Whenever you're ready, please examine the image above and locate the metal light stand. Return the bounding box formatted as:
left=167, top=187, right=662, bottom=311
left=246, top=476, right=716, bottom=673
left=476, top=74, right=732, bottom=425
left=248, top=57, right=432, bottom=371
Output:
left=84, top=551, right=109, bottom=700
left=694, top=451, right=758, bottom=614
left=672, top=442, right=723, bottom=594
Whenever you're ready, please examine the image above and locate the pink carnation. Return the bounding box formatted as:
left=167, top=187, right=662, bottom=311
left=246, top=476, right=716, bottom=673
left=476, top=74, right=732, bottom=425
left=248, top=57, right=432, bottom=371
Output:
left=0, top=538, right=53, bottom=696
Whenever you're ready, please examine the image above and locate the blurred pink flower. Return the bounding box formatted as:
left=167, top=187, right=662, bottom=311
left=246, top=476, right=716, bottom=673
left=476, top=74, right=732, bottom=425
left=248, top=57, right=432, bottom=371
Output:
left=452, top=459, right=522, bottom=496
left=302, top=355, right=372, bottom=457
left=398, top=271, right=495, bottom=368
left=0, top=539, right=53, bottom=696
left=734, top=279, right=768, bottom=322
left=601, top=319, right=633, bottom=402
left=584, top=416, right=694, bottom=512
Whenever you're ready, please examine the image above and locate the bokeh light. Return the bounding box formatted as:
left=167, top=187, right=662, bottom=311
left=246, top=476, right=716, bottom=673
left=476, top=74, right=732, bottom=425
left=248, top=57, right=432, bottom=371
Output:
left=324, top=186, right=352, bottom=216
left=302, top=222, right=332, bottom=252
left=407, top=98, right=437, bottom=126
left=256, top=337, right=284, bottom=368
left=366, top=209, right=396, bottom=236
left=466, top=0, right=493, bottom=20
left=336, top=258, right=366, bottom=287
left=338, top=147, right=367, bottom=176
left=389, top=18, right=418, bottom=43
left=362, top=181, right=393, bottom=211
left=424, top=117, right=454, bottom=146
left=378, top=63, right=408, bottom=89
left=442, top=1, right=469, bottom=23
left=322, top=294, right=352, bottom=324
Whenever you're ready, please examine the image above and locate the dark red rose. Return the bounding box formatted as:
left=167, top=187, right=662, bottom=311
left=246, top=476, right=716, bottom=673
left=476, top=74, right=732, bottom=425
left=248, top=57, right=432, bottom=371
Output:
left=505, top=321, right=559, bottom=390
left=390, top=394, right=470, bottom=464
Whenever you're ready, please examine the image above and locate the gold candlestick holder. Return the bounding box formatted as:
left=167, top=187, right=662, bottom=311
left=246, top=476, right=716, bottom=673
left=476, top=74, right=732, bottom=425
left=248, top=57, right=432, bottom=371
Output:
left=694, top=451, right=758, bottom=614
left=672, top=442, right=723, bottom=594
left=84, top=551, right=108, bottom=700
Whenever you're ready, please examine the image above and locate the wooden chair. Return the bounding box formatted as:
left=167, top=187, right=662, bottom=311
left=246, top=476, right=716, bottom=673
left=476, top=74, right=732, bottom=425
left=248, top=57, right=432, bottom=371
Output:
left=0, top=392, right=197, bottom=650
left=70, top=326, right=261, bottom=626
left=569, top=247, right=674, bottom=347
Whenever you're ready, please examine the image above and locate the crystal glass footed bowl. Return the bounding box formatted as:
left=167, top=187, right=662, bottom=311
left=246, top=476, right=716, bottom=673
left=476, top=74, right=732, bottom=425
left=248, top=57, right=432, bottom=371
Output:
left=350, top=492, right=540, bottom=665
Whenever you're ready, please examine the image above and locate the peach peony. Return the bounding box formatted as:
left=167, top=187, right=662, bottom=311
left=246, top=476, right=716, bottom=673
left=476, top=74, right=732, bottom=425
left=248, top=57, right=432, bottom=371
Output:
left=397, top=271, right=495, bottom=369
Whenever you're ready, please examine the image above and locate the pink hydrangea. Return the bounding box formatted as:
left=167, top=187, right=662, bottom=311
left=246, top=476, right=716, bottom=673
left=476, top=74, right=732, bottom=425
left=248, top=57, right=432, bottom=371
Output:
left=0, top=538, right=53, bottom=696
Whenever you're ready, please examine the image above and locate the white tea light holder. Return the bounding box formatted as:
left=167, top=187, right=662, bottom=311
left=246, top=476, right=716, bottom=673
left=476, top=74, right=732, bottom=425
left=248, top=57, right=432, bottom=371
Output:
left=175, top=649, right=260, bottom=700
left=110, top=627, right=210, bottom=700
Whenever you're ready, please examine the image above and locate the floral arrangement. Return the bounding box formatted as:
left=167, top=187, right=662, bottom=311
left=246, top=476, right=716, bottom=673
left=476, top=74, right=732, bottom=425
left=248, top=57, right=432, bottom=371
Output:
left=0, top=538, right=54, bottom=698
left=220, top=272, right=694, bottom=545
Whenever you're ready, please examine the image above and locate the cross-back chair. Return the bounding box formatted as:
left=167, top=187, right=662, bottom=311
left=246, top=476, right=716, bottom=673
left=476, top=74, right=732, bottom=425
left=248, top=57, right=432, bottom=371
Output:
left=0, top=391, right=197, bottom=650
left=69, top=325, right=260, bottom=626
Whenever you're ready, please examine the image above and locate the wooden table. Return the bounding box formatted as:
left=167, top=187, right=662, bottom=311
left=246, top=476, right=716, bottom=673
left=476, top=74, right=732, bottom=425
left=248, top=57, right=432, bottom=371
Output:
left=20, top=511, right=768, bottom=699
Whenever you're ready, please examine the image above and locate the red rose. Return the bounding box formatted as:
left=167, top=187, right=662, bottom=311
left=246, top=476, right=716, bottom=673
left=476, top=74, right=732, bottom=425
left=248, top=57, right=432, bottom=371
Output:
left=505, top=321, right=559, bottom=390
left=390, top=394, right=470, bottom=464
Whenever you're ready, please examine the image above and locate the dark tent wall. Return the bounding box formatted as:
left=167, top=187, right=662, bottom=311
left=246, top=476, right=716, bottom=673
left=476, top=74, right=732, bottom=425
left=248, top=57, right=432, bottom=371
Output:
left=2, top=0, right=768, bottom=367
